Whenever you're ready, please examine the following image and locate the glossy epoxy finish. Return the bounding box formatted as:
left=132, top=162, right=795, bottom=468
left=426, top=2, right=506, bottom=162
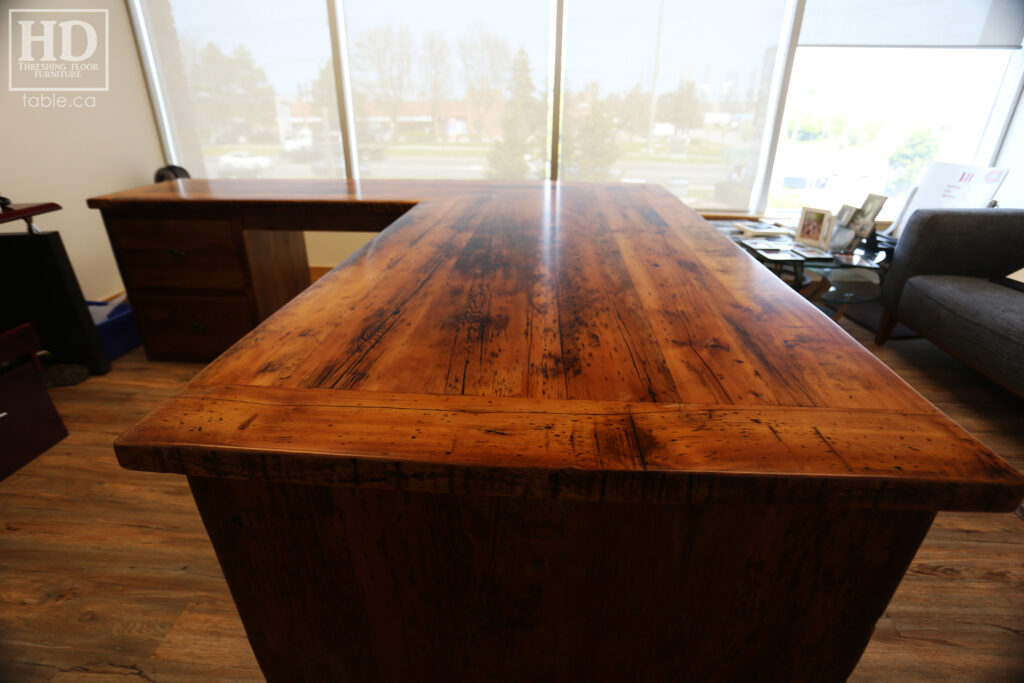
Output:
left=112, top=181, right=1024, bottom=510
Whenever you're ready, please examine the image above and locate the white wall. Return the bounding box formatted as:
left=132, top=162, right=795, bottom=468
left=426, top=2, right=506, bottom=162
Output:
left=0, top=0, right=165, bottom=300
left=305, top=232, right=376, bottom=268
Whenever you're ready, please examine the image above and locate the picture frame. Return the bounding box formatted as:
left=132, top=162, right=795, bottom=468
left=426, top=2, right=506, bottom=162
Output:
left=848, top=194, right=887, bottom=237
left=829, top=224, right=859, bottom=253
left=835, top=204, right=857, bottom=227
left=796, top=207, right=833, bottom=249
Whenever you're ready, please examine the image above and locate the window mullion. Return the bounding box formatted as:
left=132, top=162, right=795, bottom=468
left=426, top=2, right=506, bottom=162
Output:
left=749, top=0, right=807, bottom=215
left=126, top=0, right=182, bottom=167
left=326, top=0, right=360, bottom=181
left=979, top=44, right=1024, bottom=167
left=549, top=0, right=567, bottom=181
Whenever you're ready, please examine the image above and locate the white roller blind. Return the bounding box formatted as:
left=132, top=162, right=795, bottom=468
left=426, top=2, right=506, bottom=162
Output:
left=559, top=0, right=790, bottom=210
left=342, top=0, right=552, bottom=180
left=142, top=0, right=342, bottom=180
left=801, top=0, right=1024, bottom=48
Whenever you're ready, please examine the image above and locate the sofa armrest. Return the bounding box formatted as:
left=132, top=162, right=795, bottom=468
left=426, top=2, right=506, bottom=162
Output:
left=880, top=209, right=1024, bottom=310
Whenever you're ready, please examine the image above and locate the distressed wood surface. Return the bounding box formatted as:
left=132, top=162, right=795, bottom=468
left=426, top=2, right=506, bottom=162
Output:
left=112, top=181, right=1024, bottom=511
left=117, top=385, right=1018, bottom=511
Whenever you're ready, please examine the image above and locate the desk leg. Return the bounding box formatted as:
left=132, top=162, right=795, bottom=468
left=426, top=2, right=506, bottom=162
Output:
left=242, top=230, right=311, bottom=321
left=190, top=476, right=934, bottom=683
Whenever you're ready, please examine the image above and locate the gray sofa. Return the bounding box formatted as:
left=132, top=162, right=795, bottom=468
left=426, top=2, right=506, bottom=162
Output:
left=876, top=209, right=1024, bottom=397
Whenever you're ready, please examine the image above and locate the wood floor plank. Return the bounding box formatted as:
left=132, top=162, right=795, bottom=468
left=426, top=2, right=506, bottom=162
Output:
left=154, top=602, right=258, bottom=670
left=838, top=317, right=1024, bottom=682
left=0, top=352, right=262, bottom=682
left=0, top=658, right=58, bottom=683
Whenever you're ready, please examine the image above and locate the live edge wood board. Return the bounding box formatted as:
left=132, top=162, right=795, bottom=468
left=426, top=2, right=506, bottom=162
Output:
left=105, top=180, right=1024, bottom=682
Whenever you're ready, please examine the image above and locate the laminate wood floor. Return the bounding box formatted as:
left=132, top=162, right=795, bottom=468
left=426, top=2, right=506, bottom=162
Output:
left=1, top=317, right=1021, bottom=682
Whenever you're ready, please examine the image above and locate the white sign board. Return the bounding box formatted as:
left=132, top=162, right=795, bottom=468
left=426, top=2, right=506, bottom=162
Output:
left=890, top=161, right=1008, bottom=237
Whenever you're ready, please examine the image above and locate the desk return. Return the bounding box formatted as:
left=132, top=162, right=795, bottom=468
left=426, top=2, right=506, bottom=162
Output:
left=89, top=179, right=495, bottom=360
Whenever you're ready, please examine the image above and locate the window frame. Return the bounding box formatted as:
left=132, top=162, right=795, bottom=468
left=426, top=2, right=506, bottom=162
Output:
left=127, top=0, right=1024, bottom=214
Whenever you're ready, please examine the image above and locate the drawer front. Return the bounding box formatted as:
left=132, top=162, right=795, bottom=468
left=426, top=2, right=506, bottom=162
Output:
left=106, top=218, right=247, bottom=293
left=131, top=294, right=255, bottom=361
left=117, top=248, right=247, bottom=292
left=106, top=218, right=237, bottom=252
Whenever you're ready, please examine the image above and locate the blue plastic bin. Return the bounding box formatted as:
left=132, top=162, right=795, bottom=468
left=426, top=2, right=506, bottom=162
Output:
left=87, top=300, right=141, bottom=361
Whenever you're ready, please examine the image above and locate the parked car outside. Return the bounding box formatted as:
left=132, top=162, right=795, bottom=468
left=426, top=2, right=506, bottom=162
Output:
left=218, top=150, right=273, bottom=177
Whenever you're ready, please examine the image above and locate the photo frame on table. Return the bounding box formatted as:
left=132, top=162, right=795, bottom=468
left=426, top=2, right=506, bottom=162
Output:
left=796, top=207, right=833, bottom=249
left=849, top=194, right=887, bottom=237
left=835, top=204, right=858, bottom=227
left=829, top=224, right=859, bottom=253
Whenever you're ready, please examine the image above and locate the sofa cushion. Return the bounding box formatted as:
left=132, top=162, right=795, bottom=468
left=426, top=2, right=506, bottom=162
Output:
left=899, top=275, right=1024, bottom=392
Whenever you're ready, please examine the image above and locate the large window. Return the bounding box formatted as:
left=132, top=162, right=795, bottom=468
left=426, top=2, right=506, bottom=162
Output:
left=560, top=0, right=788, bottom=210
left=142, top=0, right=340, bottom=179
left=343, top=0, right=551, bottom=180
left=132, top=0, right=1024, bottom=213
left=768, top=47, right=1014, bottom=220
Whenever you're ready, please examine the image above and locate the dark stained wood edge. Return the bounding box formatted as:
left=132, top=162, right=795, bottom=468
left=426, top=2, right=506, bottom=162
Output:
left=0, top=202, right=62, bottom=225
left=121, top=442, right=1020, bottom=512
left=113, top=385, right=1024, bottom=511
left=698, top=212, right=761, bottom=220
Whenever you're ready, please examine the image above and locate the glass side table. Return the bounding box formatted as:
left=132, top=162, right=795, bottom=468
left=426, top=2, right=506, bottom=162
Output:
left=709, top=220, right=887, bottom=304
left=805, top=266, right=882, bottom=321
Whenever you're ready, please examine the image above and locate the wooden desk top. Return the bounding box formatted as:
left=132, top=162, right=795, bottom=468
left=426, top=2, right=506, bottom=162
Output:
left=87, top=178, right=526, bottom=210
left=112, top=181, right=1024, bottom=511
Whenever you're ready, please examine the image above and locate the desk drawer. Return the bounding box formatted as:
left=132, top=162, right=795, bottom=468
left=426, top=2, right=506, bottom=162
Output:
left=106, top=218, right=237, bottom=252
left=117, top=248, right=247, bottom=292
left=107, top=217, right=247, bottom=293
left=131, top=293, right=255, bottom=361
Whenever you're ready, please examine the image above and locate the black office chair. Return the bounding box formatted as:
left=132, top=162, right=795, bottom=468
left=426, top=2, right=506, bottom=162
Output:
left=154, top=165, right=191, bottom=182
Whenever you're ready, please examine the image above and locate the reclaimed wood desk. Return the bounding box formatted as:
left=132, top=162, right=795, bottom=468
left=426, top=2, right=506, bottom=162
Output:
left=112, top=181, right=1024, bottom=682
